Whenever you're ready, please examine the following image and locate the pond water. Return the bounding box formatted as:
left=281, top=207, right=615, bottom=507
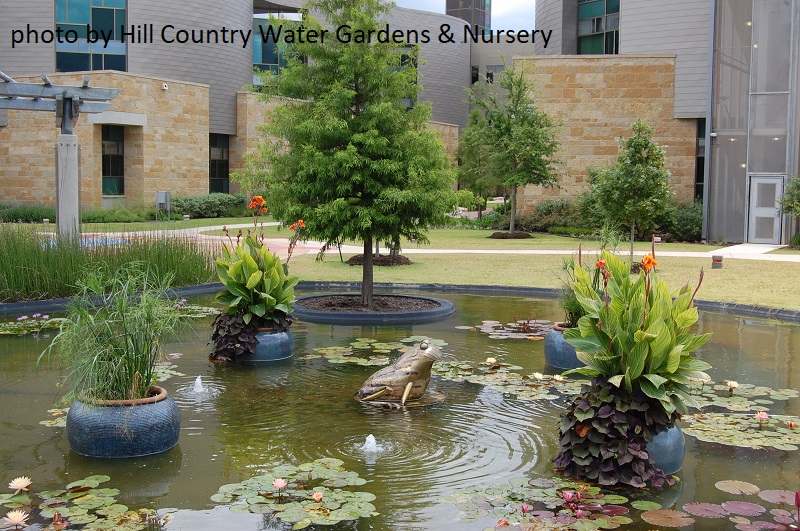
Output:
left=2, top=291, right=800, bottom=530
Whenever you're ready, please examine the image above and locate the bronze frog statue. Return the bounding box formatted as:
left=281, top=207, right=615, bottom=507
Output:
left=356, top=340, right=442, bottom=405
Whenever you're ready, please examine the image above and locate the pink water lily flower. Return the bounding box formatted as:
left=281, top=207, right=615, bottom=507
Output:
left=563, top=491, right=574, bottom=502
left=272, top=478, right=287, bottom=490
left=756, top=411, right=769, bottom=421
left=312, top=491, right=324, bottom=503
left=3, top=510, right=29, bottom=528
left=7, top=476, right=31, bottom=495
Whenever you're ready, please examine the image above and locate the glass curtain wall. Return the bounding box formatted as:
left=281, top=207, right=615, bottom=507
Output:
left=707, top=0, right=798, bottom=242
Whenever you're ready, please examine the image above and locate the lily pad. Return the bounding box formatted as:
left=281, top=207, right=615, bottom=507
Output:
left=716, top=480, right=762, bottom=495
left=758, top=490, right=797, bottom=505
left=640, top=509, right=695, bottom=527
left=721, top=501, right=766, bottom=516
left=683, top=502, right=730, bottom=518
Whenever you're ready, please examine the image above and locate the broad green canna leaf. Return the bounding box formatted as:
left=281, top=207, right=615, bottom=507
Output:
left=246, top=271, right=263, bottom=290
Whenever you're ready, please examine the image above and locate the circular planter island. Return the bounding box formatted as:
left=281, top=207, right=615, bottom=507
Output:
left=293, top=294, right=455, bottom=325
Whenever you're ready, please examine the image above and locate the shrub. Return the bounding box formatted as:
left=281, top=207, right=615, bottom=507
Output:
left=669, top=201, right=703, bottom=242
left=454, top=189, right=486, bottom=211
left=518, top=198, right=582, bottom=232
left=82, top=208, right=151, bottom=224
left=548, top=226, right=594, bottom=237
left=172, top=193, right=248, bottom=219
left=0, top=204, right=57, bottom=223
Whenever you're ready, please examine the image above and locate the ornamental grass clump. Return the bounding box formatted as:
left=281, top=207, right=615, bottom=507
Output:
left=555, top=250, right=712, bottom=488
left=39, top=264, right=180, bottom=403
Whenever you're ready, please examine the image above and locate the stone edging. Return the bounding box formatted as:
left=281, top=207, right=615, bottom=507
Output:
left=2, top=281, right=800, bottom=324
left=293, top=294, right=455, bottom=325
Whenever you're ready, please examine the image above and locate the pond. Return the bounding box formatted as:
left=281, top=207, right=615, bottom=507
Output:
left=2, top=291, right=800, bottom=530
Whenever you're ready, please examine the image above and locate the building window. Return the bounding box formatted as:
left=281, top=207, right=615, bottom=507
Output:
left=471, top=66, right=480, bottom=84
left=577, top=0, right=619, bottom=55
left=55, top=0, right=127, bottom=72
left=485, top=64, right=504, bottom=83
left=102, top=125, right=124, bottom=195
left=209, top=134, right=230, bottom=194
left=696, top=118, right=706, bottom=201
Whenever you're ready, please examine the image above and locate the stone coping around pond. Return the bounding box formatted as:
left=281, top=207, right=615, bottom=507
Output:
left=1, top=280, right=800, bottom=324
left=293, top=294, right=455, bottom=325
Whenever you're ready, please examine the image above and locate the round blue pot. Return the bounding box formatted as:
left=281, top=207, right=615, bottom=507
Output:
left=253, top=329, right=294, bottom=361
left=544, top=326, right=582, bottom=370
left=648, top=424, right=685, bottom=475
left=66, top=386, right=180, bottom=458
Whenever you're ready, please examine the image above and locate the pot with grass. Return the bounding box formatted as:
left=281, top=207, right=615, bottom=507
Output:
left=211, top=213, right=299, bottom=362
left=555, top=251, right=711, bottom=487
left=39, top=265, right=182, bottom=458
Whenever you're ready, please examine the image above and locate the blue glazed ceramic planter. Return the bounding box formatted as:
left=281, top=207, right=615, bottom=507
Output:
left=66, top=386, right=180, bottom=458
left=252, top=329, right=294, bottom=361
left=544, top=326, right=582, bottom=370
left=648, top=424, right=685, bottom=475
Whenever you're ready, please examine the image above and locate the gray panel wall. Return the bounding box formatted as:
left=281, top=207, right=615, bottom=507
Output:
left=620, top=0, right=710, bottom=118
left=0, top=0, right=56, bottom=76
left=127, top=0, right=255, bottom=134
left=534, top=0, right=577, bottom=54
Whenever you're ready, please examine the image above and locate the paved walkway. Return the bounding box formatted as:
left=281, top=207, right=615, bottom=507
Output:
left=89, top=222, right=800, bottom=263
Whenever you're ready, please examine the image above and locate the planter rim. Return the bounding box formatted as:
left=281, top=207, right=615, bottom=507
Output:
left=80, top=385, right=169, bottom=407
left=553, top=322, right=571, bottom=332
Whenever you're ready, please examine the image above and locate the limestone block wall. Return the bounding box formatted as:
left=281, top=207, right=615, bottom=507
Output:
left=0, top=71, right=209, bottom=209
left=427, top=121, right=459, bottom=164
left=515, top=55, right=697, bottom=214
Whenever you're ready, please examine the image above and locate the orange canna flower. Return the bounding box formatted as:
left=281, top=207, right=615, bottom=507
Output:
left=595, top=259, right=606, bottom=269
left=289, top=224, right=297, bottom=231
left=259, top=207, right=267, bottom=213
left=252, top=195, right=264, bottom=203
left=297, top=219, right=305, bottom=228
left=641, top=254, right=658, bottom=272
left=248, top=201, right=257, bottom=209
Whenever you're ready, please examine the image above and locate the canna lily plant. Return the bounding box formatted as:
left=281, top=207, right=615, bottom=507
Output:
left=555, top=250, right=712, bottom=488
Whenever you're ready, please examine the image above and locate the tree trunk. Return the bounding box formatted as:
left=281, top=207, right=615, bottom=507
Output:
left=629, top=223, right=636, bottom=267
left=361, top=237, right=373, bottom=308
left=509, top=186, right=517, bottom=234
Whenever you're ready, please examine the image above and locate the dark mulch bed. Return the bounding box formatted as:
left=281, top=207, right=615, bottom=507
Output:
left=488, top=231, right=532, bottom=239
left=298, top=295, right=439, bottom=313
left=345, top=254, right=413, bottom=266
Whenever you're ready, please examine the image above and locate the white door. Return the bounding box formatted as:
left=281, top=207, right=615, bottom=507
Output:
left=747, top=176, right=783, bottom=244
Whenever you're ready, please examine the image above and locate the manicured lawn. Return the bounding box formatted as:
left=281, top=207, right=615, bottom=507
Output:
left=81, top=216, right=256, bottom=233
left=287, top=252, right=800, bottom=311
left=768, top=247, right=800, bottom=255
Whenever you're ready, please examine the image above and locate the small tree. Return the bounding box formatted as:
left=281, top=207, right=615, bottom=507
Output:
left=468, top=61, right=560, bottom=234
left=241, top=0, right=456, bottom=307
left=780, top=175, right=800, bottom=246
left=457, top=110, right=503, bottom=218
left=587, top=120, right=673, bottom=265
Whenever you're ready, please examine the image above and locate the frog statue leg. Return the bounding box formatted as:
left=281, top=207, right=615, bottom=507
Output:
left=360, top=386, right=391, bottom=402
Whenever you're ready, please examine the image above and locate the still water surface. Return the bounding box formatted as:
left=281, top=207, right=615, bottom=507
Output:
left=2, top=291, right=800, bottom=530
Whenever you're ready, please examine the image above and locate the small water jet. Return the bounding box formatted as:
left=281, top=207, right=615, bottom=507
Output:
left=360, top=434, right=379, bottom=453
left=193, top=376, right=205, bottom=393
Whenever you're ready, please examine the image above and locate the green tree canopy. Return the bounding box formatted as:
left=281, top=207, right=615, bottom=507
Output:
left=467, top=61, right=561, bottom=233
left=585, top=120, right=673, bottom=265
left=457, top=110, right=504, bottom=215
left=240, top=0, right=456, bottom=306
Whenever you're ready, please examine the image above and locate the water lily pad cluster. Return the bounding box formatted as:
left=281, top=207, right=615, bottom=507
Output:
left=432, top=361, right=586, bottom=401
left=681, top=413, right=800, bottom=451
left=456, top=319, right=553, bottom=340
left=0, top=474, right=162, bottom=530
left=686, top=380, right=799, bottom=413
left=0, top=314, right=56, bottom=337
left=209, top=458, right=378, bottom=529
left=0, top=306, right=218, bottom=337
left=440, top=475, right=657, bottom=530
left=302, top=336, right=446, bottom=366
left=640, top=480, right=800, bottom=530
left=39, top=408, right=70, bottom=428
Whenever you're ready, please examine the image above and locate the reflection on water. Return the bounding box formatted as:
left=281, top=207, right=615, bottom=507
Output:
left=1, top=292, right=799, bottom=530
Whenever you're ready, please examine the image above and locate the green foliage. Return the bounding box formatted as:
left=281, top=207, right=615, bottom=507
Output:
left=241, top=0, right=456, bottom=305
left=81, top=207, right=155, bottom=223
left=563, top=250, right=712, bottom=417
left=0, top=204, right=57, bottom=223
left=39, top=264, right=181, bottom=402
left=516, top=198, right=581, bottom=232
left=214, top=235, right=298, bottom=327
left=454, top=189, right=486, bottom=211
left=172, top=193, right=248, bottom=219
left=548, top=226, right=594, bottom=237
left=467, top=61, right=561, bottom=233
left=780, top=175, right=800, bottom=220
left=669, top=201, right=703, bottom=242
left=585, top=120, right=674, bottom=262
left=0, top=224, right=215, bottom=302
left=457, top=109, right=504, bottom=200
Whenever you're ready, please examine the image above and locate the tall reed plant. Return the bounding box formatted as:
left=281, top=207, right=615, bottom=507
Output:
left=0, top=224, right=215, bottom=302
left=40, top=264, right=180, bottom=402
